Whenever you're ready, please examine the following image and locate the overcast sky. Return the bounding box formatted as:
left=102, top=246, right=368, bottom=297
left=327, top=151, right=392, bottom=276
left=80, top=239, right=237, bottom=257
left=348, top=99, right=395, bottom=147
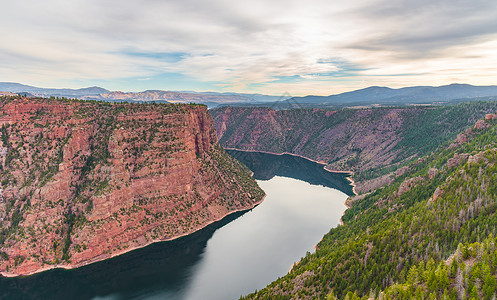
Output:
left=1, top=0, right=496, bottom=95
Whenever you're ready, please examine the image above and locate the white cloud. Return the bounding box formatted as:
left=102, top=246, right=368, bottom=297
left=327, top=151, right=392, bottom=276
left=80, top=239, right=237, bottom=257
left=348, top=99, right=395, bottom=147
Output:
left=1, top=0, right=496, bottom=95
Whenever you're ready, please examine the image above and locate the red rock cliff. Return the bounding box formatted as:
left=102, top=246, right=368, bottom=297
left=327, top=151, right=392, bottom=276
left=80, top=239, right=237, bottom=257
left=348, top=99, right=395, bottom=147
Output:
left=0, top=96, right=264, bottom=277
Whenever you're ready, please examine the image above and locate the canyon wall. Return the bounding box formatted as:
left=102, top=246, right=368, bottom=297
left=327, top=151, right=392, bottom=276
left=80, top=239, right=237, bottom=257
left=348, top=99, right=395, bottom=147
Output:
left=0, top=96, right=264, bottom=277
left=210, top=104, right=497, bottom=193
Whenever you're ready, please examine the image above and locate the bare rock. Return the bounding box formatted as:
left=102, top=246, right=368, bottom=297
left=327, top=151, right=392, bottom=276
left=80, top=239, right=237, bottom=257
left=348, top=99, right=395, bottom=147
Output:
left=468, top=152, right=487, bottom=165
left=397, top=176, right=424, bottom=197
left=474, top=119, right=489, bottom=130
left=428, top=168, right=439, bottom=179
left=456, top=133, right=467, bottom=145
left=429, top=186, right=443, bottom=203
left=485, top=114, right=497, bottom=120
left=446, top=153, right=470, bottom=168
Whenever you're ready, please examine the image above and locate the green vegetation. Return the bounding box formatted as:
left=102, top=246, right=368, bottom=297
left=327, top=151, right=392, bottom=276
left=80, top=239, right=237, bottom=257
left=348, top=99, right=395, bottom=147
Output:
left=382, top=236, right=497, bottom=299
left=243, top=114, right=497, bottom=299
left=394, top=101, right=497, bottom=161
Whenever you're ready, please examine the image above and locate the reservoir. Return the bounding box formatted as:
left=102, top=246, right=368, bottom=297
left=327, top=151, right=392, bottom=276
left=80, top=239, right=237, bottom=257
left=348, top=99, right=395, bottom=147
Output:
left=0, top=150, right=353, bottom=300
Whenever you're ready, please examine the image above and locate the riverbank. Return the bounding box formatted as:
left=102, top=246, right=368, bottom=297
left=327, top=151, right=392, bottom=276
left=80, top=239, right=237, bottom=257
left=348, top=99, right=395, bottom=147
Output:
left=0, top=194, right=266, bottom=278
left=224, top=148, right=357, bottom=197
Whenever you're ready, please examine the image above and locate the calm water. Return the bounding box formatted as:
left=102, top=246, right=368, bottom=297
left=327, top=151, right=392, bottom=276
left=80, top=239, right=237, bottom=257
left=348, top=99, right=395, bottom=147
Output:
left=0, top=150, right=352, bottom=300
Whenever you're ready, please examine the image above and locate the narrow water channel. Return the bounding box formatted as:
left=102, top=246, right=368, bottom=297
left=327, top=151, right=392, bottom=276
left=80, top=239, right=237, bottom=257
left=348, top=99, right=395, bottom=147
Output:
left=0, top=150, right=353, bottom=300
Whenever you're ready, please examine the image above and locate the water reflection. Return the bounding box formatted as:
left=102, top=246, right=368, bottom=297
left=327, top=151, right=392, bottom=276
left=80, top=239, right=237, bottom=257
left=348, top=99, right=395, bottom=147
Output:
left=0, top=212, right=246, bottom=300
left=0, top=150, right=352, bottom=300
left=226, top=149, right=353, bottom=196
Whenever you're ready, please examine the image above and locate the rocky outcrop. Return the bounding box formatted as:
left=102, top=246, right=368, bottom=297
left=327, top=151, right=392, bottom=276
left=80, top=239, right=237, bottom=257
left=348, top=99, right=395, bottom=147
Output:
left=456, top=133, right=467, bottom=145
left=397, top=176, right=424, bottom=197
left=485, top=114, right=497, bottom=120
left=447, top=153, right=470, bottom=168
left=427, top=168, right=439, bottom=179
left=0, top=96, right=264, bottom=277
left=468, top=152, right=487, bottom=165
left=429, top=186, right=443, bottom=203
left=474, top=119, right=489, bottom=130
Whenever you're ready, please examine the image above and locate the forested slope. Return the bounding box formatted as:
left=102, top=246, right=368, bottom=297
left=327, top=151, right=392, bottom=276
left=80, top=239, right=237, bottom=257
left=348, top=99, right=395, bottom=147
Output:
left=242, top=110, right=497, bottom=299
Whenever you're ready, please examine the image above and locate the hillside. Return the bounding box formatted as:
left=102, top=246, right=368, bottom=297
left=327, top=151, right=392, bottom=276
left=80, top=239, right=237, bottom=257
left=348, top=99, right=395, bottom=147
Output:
left=0, top=96, right=264, bottom=277
left=242, top=107, right=497, bottom=299
left=210, top=103, right=497, bottom=193
left=288, top=84, right=497, bottom=107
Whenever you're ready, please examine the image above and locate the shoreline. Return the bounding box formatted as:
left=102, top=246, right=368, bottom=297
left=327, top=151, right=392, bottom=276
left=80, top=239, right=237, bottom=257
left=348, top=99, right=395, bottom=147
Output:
left=225, top=147, right=358, bottom=196
left=0, top=195, right=266, bottom=278
left=223, top=147, right=359, bottom=197
left=4, top=148, right=356, bottom=278
left=225, top=147, right=358, bottom=228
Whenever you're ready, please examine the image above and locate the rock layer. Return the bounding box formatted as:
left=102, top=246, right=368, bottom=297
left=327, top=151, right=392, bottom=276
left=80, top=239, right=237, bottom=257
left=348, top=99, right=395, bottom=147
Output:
left=0, top=96, right=264, bottom=277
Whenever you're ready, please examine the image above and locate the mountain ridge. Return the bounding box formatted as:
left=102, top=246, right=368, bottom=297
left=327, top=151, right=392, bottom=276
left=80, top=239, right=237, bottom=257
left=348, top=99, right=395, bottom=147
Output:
left=289, top=83, right=497, bottom=107
left=210, top=102, right=497, bottom=193
left=3, top=82, right=497, bottom=108
left=0, top=82, right=284, bottom=107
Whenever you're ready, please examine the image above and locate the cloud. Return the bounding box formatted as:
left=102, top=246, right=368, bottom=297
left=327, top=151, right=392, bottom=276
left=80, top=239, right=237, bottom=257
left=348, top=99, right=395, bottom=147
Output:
left=345, top=0, right=497, bottom=57
left=0, top=0, right=496, bottom=95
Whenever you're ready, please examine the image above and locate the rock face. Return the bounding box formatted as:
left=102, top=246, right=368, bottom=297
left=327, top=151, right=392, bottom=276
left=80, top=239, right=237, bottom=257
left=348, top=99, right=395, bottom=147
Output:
left=397, top=176, right=424, bottom=197
left=485, top=113, right=497, bottom=120
left=0, top=96, right=264, bottom=277
left=210, top=105, right=497, bottom=193
left=447, top=153, right=470, bottom=168
left=474, top=119, right=489, bottom=130
left=211, top=107, right=417, bottom=193
left=427, top=168, right=439, bottom=179
left=212, top=107, right=407, bottom=173
left=430, top=186, right=443, bottom=203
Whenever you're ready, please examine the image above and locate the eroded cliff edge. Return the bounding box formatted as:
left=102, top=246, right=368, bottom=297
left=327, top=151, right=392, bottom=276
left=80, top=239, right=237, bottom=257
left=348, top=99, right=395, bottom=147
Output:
left=0, top=96, right=264, bottom=277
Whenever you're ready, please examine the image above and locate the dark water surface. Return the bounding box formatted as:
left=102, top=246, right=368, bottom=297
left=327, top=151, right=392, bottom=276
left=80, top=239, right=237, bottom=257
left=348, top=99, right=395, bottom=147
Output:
left=0, top=150, right=352, bottom=300
left=225, top=149, right=353, bottom=196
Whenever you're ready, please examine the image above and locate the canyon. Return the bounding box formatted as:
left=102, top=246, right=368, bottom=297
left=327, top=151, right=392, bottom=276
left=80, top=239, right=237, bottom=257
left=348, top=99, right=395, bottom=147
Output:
left=210, top=103, right=497, bottom=193
left=0, top=96, right=264, bottom=277
left=235, top=106, right=497, bottom=299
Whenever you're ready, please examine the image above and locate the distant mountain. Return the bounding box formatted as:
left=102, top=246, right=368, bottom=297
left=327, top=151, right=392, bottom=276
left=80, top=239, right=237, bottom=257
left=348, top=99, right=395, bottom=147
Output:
left=81, top=90, right=253, bottom=105
left=0, top=82, right=109, bottom=97
left=287, top=83, right=497, bottom=107
left=0, top=82, right=285, bottom=107
left=3, top=82, right=496, bottom=108
left=183, top=91, right=288, bottom=103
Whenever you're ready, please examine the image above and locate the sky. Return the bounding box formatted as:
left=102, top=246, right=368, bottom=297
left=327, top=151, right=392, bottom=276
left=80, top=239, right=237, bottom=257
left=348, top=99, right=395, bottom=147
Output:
left=1, top=0, right=497, bottom=96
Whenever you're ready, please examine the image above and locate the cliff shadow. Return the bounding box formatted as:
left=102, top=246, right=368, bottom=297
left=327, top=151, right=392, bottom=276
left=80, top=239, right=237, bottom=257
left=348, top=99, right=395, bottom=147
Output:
left=226, top=150, right=354, bottom=196
left=0, top=211, right=247, bottom=300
